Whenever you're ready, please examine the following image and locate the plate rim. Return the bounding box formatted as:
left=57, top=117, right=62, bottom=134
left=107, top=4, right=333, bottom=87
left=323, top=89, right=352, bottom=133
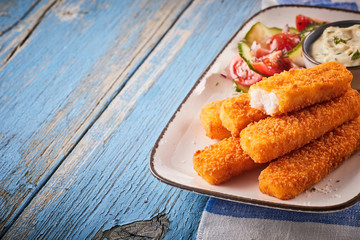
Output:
left=149, top=4, right=360, bottom=213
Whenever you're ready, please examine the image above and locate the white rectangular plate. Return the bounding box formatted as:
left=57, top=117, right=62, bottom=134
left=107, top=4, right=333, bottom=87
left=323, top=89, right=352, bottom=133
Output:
left=150, top=5, right=360, bottom=212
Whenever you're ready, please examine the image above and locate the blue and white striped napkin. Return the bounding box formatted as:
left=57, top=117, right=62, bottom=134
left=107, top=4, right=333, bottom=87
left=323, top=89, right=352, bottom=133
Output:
left=196, top=1, right=360, bottom=239
left=197, top=198, right=360, bottom=240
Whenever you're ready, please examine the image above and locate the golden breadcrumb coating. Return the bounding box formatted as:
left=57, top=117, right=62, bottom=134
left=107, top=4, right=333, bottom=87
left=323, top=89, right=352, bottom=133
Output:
left=200, top=100, right=231, bottom=139
left=240, top=89, right=360, bottom=163
left=193, top=137, right=260, bottom=185
left=250, top=62, right=352, bottom=115
left=259, top=117, right=360, bottom=200
left=219, top=94, right=267, bottom=137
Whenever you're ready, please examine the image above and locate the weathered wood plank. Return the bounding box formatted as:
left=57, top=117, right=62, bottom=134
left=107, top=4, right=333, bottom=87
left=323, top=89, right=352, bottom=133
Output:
left=0, top=0, right=192, bottom=235
left=3, top=0, right=261, bottom=239
left=0, top=0, right=57, bottom=68
left=0, top=0, right=40, bottom=35
left=0, top=0, right=43, bottom=35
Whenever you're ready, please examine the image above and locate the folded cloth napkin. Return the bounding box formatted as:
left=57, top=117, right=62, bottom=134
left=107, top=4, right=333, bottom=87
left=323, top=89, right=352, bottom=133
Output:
left=197, top=198, right=360, bottom=240
left=196, top=1, right=360, bottom=240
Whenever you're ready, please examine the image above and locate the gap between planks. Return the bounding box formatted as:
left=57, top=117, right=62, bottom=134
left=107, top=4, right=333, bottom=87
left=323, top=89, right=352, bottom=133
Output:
left=0, top=0, right=59, bottom=69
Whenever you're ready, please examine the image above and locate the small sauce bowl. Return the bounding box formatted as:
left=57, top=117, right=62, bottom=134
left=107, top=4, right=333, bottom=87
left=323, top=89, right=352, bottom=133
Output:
left=302, top=20, right=360, bottom=89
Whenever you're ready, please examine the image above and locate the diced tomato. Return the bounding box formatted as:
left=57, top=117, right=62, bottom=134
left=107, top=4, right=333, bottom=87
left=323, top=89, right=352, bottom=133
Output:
left=252, top=51, right=292, bottom=76
left=255, top=47, right=271, bottom=58
left=267, top=32, right=301, bottom=52
left=229, top=54, right=263, bottom=86
left=295, top=14, right=325, bottom=31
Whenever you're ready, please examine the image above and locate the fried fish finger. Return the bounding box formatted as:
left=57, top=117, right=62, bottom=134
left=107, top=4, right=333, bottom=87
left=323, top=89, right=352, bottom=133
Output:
left=200, top=100, right=231, bottom=140
left=219, top=94, right=267, bottom=137
left=240, top=89, right=360, bottom=163
left=259, top=117, right=360, bottom=200
left=193, top=137, right=260, bottom=185
left=249, top=62, right=352, bottom=115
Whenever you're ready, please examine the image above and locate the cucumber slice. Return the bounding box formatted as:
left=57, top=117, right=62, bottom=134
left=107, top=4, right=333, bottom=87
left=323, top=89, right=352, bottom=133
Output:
left=288, top=39, right=304, bottom=66
left=238, top=42, right=253, bottom=67
left=245, top=22, right=299, bottom=48
left=238, top=42, right=268, bottom=77
left=244, top=22, right=282, bottom=48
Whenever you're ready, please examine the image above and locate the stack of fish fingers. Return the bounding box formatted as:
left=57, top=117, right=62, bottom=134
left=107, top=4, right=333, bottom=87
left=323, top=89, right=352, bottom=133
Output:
left=193, top=61, right=360, bottom=200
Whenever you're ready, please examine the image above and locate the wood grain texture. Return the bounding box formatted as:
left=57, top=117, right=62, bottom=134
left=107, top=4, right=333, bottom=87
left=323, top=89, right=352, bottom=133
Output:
left=0, top=0, right=57, bottom=68
left=3, top=0, right=261, bottom=239
left=0, top=0, right=41, bottom=36
left=0, top=0, right=191, bottom=235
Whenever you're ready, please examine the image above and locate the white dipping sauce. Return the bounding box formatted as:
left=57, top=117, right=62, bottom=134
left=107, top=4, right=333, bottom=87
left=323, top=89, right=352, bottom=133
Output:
left=311, top=24, right=360, bottom=66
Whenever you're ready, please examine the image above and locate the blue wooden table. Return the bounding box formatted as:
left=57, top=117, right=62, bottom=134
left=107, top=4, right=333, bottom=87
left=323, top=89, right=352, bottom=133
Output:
left=0, top=0, right=261, bottom=238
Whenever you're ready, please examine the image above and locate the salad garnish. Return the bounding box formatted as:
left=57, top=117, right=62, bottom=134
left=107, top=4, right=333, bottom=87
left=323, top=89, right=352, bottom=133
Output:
left=227, top=14, right=327, bottom=92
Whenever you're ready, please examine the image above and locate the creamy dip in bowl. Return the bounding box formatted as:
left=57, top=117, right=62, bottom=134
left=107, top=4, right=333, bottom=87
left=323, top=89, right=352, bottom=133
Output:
left=303, top=20, right=360, bottom=89
left=311, top=24, right=360, bottom=66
